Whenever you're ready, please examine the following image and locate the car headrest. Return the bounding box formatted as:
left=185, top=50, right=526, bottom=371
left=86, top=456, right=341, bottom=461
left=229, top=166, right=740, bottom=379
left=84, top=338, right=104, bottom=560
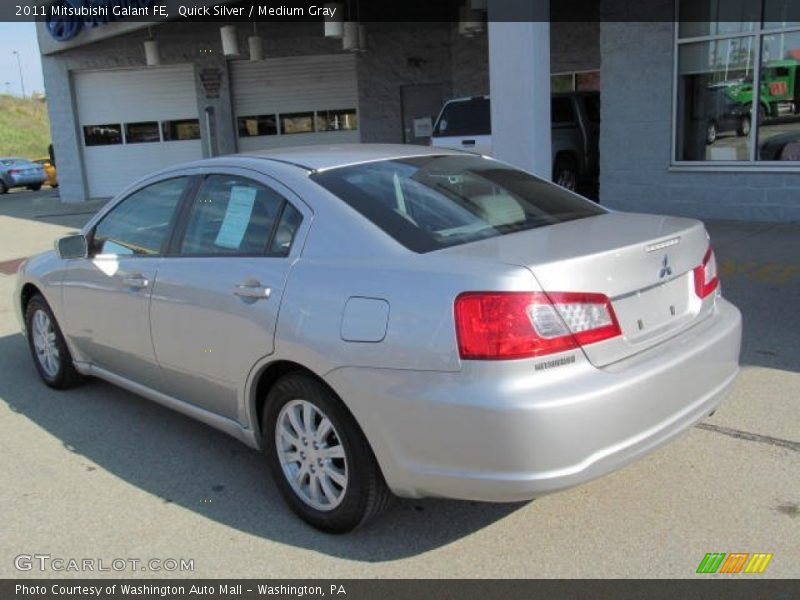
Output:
left=470, top=193, right=525, bottom=227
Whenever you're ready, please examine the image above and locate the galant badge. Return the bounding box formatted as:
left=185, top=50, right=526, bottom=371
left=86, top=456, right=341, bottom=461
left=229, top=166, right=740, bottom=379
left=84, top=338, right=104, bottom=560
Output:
left=659, top=255, right=673, bottom=279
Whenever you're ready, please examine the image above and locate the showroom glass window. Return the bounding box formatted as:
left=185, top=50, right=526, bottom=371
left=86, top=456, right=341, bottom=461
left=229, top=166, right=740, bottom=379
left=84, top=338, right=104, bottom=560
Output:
left=676, top=0, right=800, bottom=163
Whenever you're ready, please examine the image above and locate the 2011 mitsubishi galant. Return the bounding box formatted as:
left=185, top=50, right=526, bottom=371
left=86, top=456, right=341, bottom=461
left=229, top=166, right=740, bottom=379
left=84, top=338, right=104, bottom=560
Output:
left=15, top=144, right=742, bottom=533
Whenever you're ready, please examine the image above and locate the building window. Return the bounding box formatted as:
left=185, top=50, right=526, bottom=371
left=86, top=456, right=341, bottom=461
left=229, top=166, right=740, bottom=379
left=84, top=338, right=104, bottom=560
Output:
left=83, top=124, right=122, bottom=146
left=125, top=122, right=161, bottom=144
left=237, top=115, right=278, bottom=137
left=551, top=70, right=600, bottom=93
left=162, top=119, right=201, bottom=141
left=675, top=0, right=800, bottom=163
left=316, top=109, right=358, bottom=131
left=280, top=112, right=315, bottom=134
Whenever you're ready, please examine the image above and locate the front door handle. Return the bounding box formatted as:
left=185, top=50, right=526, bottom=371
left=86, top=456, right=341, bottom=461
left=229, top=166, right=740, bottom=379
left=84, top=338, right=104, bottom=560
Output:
left=234, top=280, right=271, bottom=300
left=122, top=274, right=149, bottom=289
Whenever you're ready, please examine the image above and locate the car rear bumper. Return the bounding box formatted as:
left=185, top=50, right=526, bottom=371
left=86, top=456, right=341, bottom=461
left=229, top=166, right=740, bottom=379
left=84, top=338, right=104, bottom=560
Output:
left=325, top=297, right=742, bottom=501
left=8, top=173, right=46, bottom=186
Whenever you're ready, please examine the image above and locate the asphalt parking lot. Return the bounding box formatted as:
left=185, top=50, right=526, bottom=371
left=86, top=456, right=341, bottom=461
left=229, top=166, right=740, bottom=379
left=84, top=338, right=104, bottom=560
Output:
left=1, top=188, right=797, bottom=578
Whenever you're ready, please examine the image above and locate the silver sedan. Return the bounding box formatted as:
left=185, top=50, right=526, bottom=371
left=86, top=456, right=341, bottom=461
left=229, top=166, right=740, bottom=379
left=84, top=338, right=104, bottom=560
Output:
left=15, top=144, right=742, bottom=532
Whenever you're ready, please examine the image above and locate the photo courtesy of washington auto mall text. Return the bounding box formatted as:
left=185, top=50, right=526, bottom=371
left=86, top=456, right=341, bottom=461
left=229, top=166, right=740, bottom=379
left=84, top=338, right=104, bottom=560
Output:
left=14, top=584, right=347, bottom=598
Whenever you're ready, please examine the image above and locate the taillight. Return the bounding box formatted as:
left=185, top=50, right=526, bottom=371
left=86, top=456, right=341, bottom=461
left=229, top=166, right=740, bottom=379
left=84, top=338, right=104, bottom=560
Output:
left=693, top=246, right=719, bottom=299
left=454, top=291, right=621, bottom=360
left=8, top=169, right=20, bottom=175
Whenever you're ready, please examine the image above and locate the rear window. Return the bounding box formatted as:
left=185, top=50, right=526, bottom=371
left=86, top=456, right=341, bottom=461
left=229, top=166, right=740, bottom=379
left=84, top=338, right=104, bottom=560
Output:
left=311, top=155, right=604, bottom=253
left=432, top=98, right=490, bottom=137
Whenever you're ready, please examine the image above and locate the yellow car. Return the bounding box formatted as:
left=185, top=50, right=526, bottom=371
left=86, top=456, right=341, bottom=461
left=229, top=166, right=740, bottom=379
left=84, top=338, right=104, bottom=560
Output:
left=34, top=158, right=58, bottom=188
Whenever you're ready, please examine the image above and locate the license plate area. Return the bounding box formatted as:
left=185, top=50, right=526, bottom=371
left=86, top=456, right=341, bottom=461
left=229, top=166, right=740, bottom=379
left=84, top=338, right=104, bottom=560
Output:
left=612, top=273, right=697, bottom=343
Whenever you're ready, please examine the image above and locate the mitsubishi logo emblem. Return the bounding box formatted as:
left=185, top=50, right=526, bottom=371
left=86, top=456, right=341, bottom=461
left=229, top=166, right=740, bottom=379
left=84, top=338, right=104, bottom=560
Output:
left=659, top=255, right=673, bottom=279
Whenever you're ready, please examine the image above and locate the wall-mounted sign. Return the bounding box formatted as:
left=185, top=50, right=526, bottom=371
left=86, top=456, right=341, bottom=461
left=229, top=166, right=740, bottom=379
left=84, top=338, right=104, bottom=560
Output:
left=47, top=0, right=158, bottom=41
left=200, top=68, right=223, bottom=99
left=413, top=117, right=433, bottom=139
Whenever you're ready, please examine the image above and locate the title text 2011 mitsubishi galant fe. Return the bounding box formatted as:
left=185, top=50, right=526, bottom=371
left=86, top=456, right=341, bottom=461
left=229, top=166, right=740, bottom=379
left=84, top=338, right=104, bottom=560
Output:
left=15, top=144, right=741, bottom=532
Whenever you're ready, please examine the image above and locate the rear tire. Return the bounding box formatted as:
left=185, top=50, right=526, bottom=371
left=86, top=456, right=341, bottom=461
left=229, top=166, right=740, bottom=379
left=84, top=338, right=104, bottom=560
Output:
left=736, top=115, right=751, bottom=137
left=263, top=373, right=391, bottom=533
left=25, top=294, right=83, bottom=389
left=27, top=184, right=42, bottom=191
left=0, top=180, right=7, bottom=194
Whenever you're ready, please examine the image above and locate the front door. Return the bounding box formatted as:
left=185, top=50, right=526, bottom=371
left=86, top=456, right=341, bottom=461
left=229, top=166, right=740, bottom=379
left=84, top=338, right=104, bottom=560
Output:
left=401, top=84, right=446, bottom=145
left=60, top=177, right=189, bottom=389
left=149, top=171, right=307, bottom=422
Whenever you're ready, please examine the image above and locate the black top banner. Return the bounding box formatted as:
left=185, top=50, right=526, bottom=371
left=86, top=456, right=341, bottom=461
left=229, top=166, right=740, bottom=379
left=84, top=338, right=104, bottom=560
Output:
left=6, top=0, right=800, bottom=23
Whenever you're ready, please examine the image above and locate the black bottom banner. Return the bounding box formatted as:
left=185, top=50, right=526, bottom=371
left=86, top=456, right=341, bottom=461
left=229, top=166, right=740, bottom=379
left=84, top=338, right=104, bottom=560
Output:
left=5, top=579, right=800, bottom=600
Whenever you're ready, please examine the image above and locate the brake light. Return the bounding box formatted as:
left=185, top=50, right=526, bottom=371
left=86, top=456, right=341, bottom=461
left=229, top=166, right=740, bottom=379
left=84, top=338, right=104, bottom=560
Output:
left=8, top=169, right=20, bottom=175
left=454, top=291, right=621, bottom=360
left=693, top=246, right=719, bottom=299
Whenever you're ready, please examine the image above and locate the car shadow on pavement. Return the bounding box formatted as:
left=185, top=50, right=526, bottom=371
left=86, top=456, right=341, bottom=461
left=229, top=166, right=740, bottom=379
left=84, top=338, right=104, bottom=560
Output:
left=0, top=332, right=525, bottom=561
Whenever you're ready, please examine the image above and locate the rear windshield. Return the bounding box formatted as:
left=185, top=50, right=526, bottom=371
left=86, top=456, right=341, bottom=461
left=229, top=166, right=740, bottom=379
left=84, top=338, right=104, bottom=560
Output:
left=432, top=98, right=490, bottom=137
left=311, top=155, right=605, bottom=253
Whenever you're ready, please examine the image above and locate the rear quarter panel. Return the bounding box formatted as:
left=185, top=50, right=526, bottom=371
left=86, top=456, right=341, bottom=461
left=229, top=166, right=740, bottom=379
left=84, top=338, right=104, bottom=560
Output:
left=274, top=254, right=538, bottom=376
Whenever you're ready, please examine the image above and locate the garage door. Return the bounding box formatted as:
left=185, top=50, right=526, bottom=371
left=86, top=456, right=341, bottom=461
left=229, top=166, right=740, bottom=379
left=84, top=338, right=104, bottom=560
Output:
left=231, top=54, right=360, bottom=153
left=75, top=65, right=203, bottom=198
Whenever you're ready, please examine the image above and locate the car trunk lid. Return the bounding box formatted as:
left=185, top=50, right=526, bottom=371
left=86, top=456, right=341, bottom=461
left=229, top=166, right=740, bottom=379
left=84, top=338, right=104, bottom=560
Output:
left=438, top=212, right=714, bottom=367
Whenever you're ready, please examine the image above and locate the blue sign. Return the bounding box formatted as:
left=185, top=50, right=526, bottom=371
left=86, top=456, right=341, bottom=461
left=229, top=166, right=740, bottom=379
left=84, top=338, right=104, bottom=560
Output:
left=47, top=0, right=158, bottom=42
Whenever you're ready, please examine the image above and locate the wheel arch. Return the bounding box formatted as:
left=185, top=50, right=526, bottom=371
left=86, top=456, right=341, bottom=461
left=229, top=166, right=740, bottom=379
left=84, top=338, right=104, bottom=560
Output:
left=20, top=282, right=44, bottom=321
left=248, top=360, right=374, bottom=456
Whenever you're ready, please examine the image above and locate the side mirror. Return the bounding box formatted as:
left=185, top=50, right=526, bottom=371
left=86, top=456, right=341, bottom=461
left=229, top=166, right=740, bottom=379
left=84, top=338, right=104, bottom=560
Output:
left=55, top=233, right=88, bottom=260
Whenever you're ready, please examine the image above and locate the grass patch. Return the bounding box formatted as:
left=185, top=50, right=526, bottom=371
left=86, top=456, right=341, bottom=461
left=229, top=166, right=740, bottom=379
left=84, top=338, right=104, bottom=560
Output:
left=0, top=94, right=51, bottom=160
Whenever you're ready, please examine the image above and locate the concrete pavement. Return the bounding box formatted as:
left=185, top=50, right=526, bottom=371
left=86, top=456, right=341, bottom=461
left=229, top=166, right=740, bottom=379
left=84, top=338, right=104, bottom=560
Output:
left=0, top=189, right=797, bottom=578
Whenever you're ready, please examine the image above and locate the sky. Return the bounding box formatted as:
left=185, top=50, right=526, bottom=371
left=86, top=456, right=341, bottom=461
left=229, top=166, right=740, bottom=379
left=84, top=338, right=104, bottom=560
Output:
left=0, top=22, right=45, bottom=96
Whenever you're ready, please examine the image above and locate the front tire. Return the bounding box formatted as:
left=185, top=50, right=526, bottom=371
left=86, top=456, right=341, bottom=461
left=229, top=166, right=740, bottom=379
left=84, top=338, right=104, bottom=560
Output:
left=263, top=373, right=391, bottom=533
left=27, top=184, right=42, bottom=191
left=0, top=180, right=8, bottom=194
left=553, top=155, right=578, bottom=191
left=706, top=121, right=717, bottom=145
left=25, top=294, right=83, bottom=389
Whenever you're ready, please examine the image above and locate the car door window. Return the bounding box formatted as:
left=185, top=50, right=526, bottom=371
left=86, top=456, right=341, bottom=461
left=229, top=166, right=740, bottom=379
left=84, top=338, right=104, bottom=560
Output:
left=179, top=175, right=301, bottom=256
left=92, top=177, right=187, bottom=256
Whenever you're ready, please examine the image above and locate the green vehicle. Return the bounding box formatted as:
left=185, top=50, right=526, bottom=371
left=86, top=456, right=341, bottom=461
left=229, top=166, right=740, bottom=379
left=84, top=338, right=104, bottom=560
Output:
left=726, top=59, right=800, bottom=118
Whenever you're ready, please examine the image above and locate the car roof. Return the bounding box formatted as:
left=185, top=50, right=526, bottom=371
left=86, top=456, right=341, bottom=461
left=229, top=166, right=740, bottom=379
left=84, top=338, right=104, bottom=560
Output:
left=238, top=143, right=468, bottom=171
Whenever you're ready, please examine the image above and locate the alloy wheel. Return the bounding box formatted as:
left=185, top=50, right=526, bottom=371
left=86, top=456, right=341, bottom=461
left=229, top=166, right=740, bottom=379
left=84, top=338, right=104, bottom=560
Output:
left=32, top=309, right=61, bottom=378
left=275, top=399, right=348, bottom=511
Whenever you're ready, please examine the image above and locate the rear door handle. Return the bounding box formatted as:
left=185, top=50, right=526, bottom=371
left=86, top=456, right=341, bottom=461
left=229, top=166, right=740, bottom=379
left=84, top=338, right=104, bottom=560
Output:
left=122, top=274, right=149, bottom=289
left=234, top=281, right=271, bottom=300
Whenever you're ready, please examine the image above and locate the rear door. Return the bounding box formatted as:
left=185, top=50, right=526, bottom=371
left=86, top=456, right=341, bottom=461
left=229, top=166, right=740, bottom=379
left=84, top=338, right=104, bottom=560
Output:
left=431, top=97, right=492, bottom=155
left=149, top=170, right=308, bottom=421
